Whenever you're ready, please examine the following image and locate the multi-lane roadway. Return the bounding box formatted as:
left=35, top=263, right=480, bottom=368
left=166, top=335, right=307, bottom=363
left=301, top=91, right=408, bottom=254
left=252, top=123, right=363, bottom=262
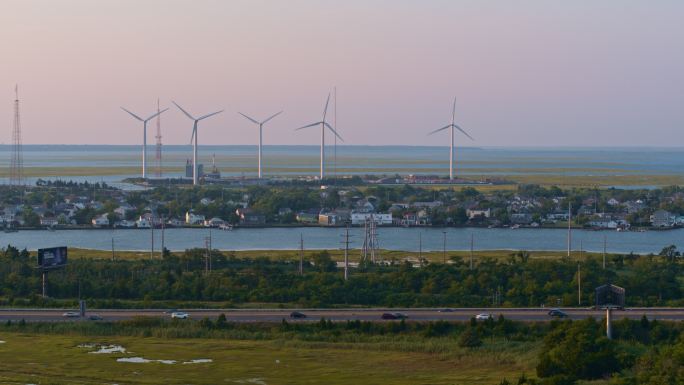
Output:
left=1, top=308, right=684, bottom=322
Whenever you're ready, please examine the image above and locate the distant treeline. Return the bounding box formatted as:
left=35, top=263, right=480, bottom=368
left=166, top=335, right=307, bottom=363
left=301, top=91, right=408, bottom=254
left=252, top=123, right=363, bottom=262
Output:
left=1, top=245, right=681, bottom=309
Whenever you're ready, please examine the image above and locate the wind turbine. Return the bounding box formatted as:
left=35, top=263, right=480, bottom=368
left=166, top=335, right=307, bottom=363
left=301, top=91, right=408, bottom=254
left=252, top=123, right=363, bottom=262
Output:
left=121, top=106, right=169, bottom=179
left=172, top=101, right=224, bottom=185
left=296, top=93, right=343, bottom=180
left=428, top=97, right=474, bottom=180
left=238, top=110, right=283, bottom=178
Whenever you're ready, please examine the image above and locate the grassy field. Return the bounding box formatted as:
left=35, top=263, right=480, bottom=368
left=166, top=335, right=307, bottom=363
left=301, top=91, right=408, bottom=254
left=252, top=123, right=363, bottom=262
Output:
left=63, top=247, right=612, bottom=264
left=0, top=332, right=537, bottom=385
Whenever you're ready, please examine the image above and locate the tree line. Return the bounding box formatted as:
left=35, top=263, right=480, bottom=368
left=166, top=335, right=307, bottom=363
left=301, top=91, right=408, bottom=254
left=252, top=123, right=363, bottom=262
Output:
left=1, top=245, right=682, bottom=308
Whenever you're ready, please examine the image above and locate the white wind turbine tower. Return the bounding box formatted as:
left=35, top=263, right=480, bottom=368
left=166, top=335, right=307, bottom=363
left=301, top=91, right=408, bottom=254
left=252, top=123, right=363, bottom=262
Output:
left=296, top=93, right=343, bottom=180
left=238, top=110, right=283, bottom=178
left=172, top=101, right=224, bottom=185
left=428, top=97, right=474, bottom=180
left=121, top=106, right=168, bottom=179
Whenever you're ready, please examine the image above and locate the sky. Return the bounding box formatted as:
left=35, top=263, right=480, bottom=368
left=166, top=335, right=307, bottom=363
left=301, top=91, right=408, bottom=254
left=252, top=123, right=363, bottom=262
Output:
left=1, top=0, right=683, bottom=146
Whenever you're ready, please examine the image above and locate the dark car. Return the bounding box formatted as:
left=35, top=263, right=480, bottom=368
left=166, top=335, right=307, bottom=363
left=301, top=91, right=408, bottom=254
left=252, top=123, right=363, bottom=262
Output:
left=381, top=312, right=408, bottom=320
left=289, top=311, right=307, bottom=319
left=381, top=313, right=397, bottom=320
left=88, top=314, right=103, bottom=321
left=548, top=309, right=568, bottom=318
left=438, top=308, right=454, bottom=313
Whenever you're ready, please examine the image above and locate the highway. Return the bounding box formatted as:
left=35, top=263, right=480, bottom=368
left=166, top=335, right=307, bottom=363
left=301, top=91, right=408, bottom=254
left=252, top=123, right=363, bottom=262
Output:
left=1, top=308, right=684, bottom=322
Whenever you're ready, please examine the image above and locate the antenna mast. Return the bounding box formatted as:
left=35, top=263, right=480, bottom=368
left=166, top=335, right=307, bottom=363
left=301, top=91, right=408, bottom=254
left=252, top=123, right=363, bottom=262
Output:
left=9, top=85, right=24, bottom=187
left=155, top=98, right=162, bottom=177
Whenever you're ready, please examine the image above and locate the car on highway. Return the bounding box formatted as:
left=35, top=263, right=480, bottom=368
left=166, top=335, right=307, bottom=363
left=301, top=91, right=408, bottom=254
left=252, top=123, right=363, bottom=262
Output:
left=475, top=313, right=493, bottom=321
left=289, top=311, right=307, bottom=319
left=171, top=311, right=189, bottom=319
left=547, top=309, right=568, bottom=318
left=88, top=314, right=103, bottom=321
left=62, top=311, right=80, bottom=318
left=381, top=312, right=408, bottom=320
left=438, top=308, right=454, bottom=313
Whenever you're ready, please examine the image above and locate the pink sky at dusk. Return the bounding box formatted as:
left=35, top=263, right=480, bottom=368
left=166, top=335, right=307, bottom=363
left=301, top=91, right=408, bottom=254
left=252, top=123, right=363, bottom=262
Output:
left=1, top=0, right=683, bottom=146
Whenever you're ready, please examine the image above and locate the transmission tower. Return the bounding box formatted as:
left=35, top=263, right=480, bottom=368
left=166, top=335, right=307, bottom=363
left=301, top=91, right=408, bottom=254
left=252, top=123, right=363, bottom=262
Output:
left=154, top=98, right=163, bottom=178
left=361, top=215, right=380, bottom=263
left=9, top=85, right=24, bottom=187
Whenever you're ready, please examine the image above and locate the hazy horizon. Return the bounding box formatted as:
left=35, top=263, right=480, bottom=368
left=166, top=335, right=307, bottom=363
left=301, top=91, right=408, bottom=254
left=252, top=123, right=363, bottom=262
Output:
left=2, top=0, right=683, bottom=147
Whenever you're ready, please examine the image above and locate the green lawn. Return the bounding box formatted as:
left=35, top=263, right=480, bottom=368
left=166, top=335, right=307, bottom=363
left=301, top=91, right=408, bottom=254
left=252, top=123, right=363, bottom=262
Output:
left=0, top=332, right=536, bottom=384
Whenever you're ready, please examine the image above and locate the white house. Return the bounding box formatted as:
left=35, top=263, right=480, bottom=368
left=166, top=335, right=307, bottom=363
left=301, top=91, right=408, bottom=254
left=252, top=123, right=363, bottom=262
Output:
left=466, top=208, right=491, bottom=219
left=92, top=214, right=110, bottom=227
left=40, top=217, right=59, bottom=227
left=350, top=212, right=393, bottom=226
left=185, top=212, right=206, bottom=225
left=204, top=217, right=226, bottom=227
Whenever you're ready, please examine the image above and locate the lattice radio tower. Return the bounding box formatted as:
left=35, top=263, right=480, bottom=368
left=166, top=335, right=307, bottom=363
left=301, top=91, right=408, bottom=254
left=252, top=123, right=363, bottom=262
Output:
left=9, top=85, right=24, bottom=187
left=361, top=215, right=380, bottom=263
left=154, top=98, right=163, bottom=177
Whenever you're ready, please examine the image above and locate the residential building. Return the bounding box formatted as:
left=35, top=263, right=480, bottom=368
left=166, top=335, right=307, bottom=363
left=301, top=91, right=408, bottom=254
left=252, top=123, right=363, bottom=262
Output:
left=350, top=212, right=393, bottom=226
left=650, top=210, right=676, bottom=228
left=91, top=214, right=110, bottom=227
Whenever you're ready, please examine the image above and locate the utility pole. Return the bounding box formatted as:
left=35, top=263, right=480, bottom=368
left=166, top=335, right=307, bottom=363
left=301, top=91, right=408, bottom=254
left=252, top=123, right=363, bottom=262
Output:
left=578, top=262, right=582, bottom=306
left=340, top=225, right=352, bottom=280
left=299, top=233, right=304, bottom=275
left=150, top=214, right=154, bottom=260
left=204, top=235, right=211, bottom=275
left=419, top=232, right=422, bottom=260
left=161, top=215, right=165, bottom=258
left=42, top=271, right=47, bottom=298
left=470, top=233, right=474, bottom=270
left=111, top=237, right=115, bottom=261
left=442, top=231, right=447, bottom=264
left=603, top=234, right=607, bottom=269
left=567, top=202, right=572, bottom=257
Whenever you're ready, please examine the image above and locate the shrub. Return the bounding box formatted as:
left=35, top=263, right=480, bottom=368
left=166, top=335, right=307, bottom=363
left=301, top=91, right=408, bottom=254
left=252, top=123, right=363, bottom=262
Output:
left=458, top=327, right=481, bottom=348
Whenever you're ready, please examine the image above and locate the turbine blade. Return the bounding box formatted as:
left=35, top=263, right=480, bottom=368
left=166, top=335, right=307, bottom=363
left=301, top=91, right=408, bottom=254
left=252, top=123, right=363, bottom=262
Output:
left=428, top=125, right=450, bottom=135
left=322, top=93, right=331, bottom=122
left=198, top=110, right=224, bottom=120
left=452, top=97, right=457, bottom=123
left=324, top=122, right=344, bottom=142
left=295, top=122, right=321, bottom=130
left=238, top=112, right=259, bottom=125
left=144, top=107, right=169, bottom=122
left=173, top=101, right=196, bottom=121
left=261, top=110, right=283, bottom=124
left=121, top=107, right=143, bottom=122
left=454, top=124, right=475, bottom=141
left=190, top=126, right=196, bottom=145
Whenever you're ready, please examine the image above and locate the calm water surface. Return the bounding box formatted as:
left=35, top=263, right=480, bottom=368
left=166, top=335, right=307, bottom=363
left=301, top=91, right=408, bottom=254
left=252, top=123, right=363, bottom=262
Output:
left=1, top=227, right=680, bottom=254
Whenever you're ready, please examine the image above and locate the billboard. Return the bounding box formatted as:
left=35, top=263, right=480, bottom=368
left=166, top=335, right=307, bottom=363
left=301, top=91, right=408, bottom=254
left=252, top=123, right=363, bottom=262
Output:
left=595, top=284, right=625, bottom=309
left=37, top=247, right=68, bottom=269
